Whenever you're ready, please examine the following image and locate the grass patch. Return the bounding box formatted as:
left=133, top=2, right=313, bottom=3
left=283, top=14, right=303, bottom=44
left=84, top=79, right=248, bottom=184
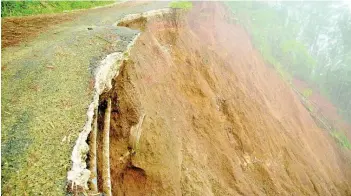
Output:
left=331, top=130, right=351, bottom=149
left=1, top=23, right=106, bottom=194
left=169, top=1, right=193, bottom=10
left=1, top=1, right=114, bottom=17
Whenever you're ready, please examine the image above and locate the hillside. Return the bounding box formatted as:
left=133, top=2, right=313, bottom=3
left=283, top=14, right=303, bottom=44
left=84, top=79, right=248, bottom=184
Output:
left=2, top=1, right=351, bottom=195
left=86, top=2, right=351, bottom=195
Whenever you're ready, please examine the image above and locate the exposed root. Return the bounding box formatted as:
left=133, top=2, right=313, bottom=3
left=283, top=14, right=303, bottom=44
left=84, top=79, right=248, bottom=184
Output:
left=102, top=98, right=112, bottom=196
left=67, top=33, right=140, bottom=194
left=88, top=108, right=98, bottom=192
left=67, top=7, right=173, bottom=195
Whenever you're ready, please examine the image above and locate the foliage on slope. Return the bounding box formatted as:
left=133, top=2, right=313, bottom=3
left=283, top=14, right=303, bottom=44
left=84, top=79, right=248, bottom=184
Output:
left=169, top=1, right=193, bottom=10
left=226, top=1, right=351, bottom=126
left=1, top=1, right=114, bottom=17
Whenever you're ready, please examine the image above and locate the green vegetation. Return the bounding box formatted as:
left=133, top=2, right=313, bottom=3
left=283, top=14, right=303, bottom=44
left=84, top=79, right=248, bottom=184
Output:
left=169, top=1, right=193, bottom=10
left=303, top=88, right=313, bottom=98
left=1, top=1, right=114, bottom=17
left=226, top=2, right=351, bottom=123
left=331, top=131, right=351, bottom=149
left=226, top=2, right=315, bottom=84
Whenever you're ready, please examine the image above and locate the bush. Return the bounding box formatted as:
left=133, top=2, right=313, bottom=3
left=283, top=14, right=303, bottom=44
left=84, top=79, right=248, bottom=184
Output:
left=331, top=130, right=351, bottom=149
left=302, top=88, right=313, bottom=98
left=169, top=1, right=193, bottom=10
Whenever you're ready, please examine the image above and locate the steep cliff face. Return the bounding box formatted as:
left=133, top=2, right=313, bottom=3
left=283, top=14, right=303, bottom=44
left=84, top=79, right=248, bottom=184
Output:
left=97, top=2, right=351, bottom=195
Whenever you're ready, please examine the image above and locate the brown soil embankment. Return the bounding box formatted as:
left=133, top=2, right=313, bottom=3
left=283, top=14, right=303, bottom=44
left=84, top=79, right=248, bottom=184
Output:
left=96, top=2, right=351, bottom=195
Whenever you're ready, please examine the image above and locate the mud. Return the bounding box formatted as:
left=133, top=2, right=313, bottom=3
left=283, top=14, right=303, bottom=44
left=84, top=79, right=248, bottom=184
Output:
left=85, top=2, right=351, bottom=195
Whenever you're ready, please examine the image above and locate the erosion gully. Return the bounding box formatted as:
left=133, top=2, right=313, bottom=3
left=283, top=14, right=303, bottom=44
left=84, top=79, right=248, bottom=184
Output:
left=67, top=8, right=174, bottom=196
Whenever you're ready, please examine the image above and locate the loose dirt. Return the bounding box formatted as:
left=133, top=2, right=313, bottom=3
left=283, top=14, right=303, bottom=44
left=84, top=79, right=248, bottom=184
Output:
left=1, top=13, right=77, bottom=48
left=103, top=2, right=351, bottom=195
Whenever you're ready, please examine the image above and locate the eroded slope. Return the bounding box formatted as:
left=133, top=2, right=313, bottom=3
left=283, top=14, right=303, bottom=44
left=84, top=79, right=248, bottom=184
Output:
left=99, top=2, right=351, bottom=195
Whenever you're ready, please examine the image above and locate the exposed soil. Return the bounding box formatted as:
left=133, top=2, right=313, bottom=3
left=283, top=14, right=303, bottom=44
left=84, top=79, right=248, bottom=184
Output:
left=293, top=78, right=351, bottom=135
left=1, top=13, right=77, bottom=48
left=101, top=2, right=351, bottom=195
left=118, top=16, right=148, bottom=31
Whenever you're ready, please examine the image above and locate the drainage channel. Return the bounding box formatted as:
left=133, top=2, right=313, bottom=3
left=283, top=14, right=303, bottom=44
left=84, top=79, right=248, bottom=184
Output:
left=67, top=8, right=173, bottom=195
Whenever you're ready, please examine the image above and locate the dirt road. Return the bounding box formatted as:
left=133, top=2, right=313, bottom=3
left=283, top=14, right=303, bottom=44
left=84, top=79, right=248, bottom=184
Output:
left=2, top=1, right=351, bottom=195
left=1, top=1, right=168, bottom=195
